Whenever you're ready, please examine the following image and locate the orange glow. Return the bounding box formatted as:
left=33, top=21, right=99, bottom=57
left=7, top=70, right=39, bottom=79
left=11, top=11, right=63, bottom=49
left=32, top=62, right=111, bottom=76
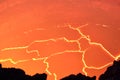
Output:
left=0, top=0, right=120, bottom=80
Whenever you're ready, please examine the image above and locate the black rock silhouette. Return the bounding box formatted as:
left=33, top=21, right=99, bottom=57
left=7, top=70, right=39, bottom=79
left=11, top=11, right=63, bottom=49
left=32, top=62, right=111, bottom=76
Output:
left=61, top=73, right=96, bottom=80
left=0, top=64, right=47, bottom=80
left=1, top=60, right=120, bottom=80
left=99, top=60, right=120, bottom=80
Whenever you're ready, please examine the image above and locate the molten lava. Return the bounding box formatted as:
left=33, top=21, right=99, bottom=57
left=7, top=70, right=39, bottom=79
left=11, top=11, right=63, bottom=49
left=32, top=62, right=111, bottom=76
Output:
left=0, top=0, right=120, bottom=80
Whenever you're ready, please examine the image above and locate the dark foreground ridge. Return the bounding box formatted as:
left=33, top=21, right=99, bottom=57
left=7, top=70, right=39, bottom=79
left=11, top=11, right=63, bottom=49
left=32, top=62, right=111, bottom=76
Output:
left=0, top=64, right=47, bottom=80
left=61, top=73, right=96, bottom=80
left=99, top=60, right=120, bottom=80
left=0, top=60, right=120, bottom=80
left=61, top=60, right=120, bottom=80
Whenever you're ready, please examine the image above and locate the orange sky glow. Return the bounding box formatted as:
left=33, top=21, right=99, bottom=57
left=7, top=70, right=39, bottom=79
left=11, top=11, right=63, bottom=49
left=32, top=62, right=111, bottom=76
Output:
left=0, top=0, right=120, bottom=80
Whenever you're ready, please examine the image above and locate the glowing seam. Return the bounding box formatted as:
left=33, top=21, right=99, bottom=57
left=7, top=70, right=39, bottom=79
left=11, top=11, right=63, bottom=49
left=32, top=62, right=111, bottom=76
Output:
left=0, top=24, right=116, bottom=80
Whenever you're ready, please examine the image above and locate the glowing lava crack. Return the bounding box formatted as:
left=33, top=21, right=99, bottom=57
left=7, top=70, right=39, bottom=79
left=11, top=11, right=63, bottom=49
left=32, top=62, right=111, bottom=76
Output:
left=0, top=24, right=119, bottom=80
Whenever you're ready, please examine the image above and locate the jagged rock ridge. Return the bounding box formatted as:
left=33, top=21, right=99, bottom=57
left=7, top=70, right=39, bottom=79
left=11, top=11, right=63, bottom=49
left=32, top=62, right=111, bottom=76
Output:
left=0, top=60, right=120, bottom=80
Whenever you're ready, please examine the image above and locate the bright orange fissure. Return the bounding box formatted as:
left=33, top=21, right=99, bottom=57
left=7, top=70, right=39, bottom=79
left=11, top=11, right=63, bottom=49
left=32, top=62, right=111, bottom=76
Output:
left=0, top=24, right=119, bottom=80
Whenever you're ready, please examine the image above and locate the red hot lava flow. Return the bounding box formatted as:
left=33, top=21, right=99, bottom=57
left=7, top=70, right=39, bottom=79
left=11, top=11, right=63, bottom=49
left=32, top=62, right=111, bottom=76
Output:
left=0, top=0, right=120, bottom=80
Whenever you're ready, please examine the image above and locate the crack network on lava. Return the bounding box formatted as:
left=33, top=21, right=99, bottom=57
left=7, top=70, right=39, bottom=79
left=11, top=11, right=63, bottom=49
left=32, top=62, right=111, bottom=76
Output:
left=0, top=24, right=118, bottom=80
